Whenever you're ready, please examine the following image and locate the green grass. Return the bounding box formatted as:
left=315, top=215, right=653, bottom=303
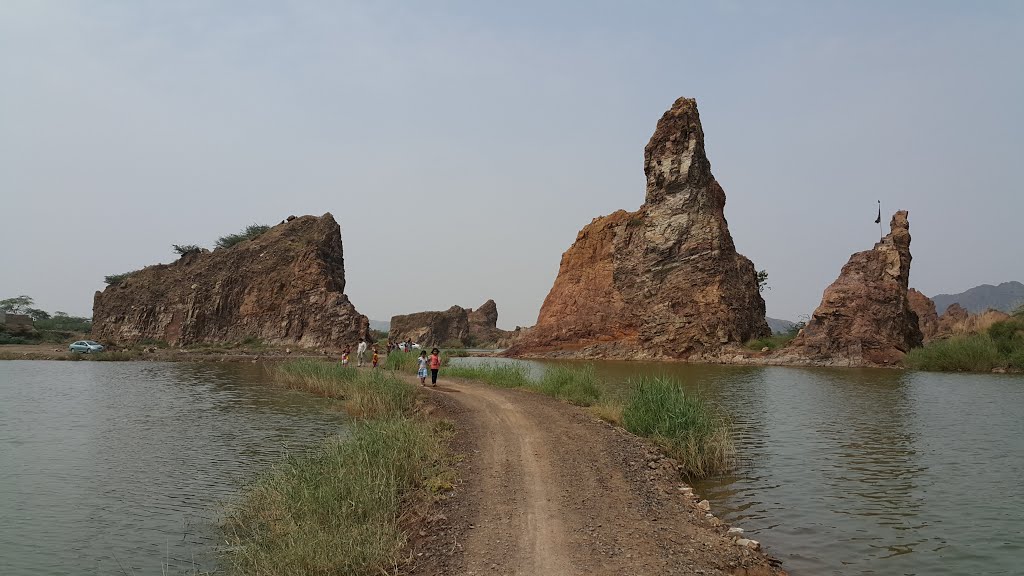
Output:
left=621, top=377, right=735, bottom=478
left=222, top=418, right=443, bottom=576
left=273, top=360, right=414, bottom=418
left=906, top=317, right=1024, bottom=372
left=536, top=364, right=602, bottom=407
left=222, top=360, right=451, bottom=575
left=746, top=333, right=795, bottom=351
left=444, top=363, right=532, bottom=388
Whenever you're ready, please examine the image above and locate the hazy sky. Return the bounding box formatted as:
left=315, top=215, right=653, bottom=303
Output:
left=3, top=1, right=1022, bottom=329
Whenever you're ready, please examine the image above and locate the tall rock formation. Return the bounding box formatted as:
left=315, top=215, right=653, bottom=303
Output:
left=782, top=211, right=923, bottom=366
left=92, top=214, right=371, bottom=349
left=908, top=288, right=940, bottom=343
left=507, top=97, right=769, bottom=360
left=390, top=300, right=510, bottom=347
left=936, top=303, right=1010, bottom=337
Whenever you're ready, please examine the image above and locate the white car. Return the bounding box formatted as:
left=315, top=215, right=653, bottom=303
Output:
left=69, top=340, right=105, bottom=353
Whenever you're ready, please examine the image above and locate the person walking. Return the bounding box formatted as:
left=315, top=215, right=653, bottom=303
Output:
left=428, top=347, right=441, bottom=386
left=371, top=347, right=380, bottom=369
left=356, top=340, right=368, bottom=367
left=341, top=346, right=350, bottom=366
left=417, top=351, right=429, bottom=385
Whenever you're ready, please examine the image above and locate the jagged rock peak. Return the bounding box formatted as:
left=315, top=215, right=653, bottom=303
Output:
left=644, top=97, right=713, bottom=203
left=780, top=210, right=922, bottom=366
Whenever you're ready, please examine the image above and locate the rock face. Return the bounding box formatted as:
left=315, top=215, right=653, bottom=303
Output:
left=507, top=97, right=769, bottom=360
left=389, top=300, right=510, bottom=347
left=782, top=212, right=923, bottom=366
left=92, top=214, right=371, bottom=349
left=936, top=303, right=1009, bottom=337
left=908, top=288, right=940, bottom=343
left=389, top=306, right=470, bottom=347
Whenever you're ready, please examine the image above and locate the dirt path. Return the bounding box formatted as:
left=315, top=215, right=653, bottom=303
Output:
left=408, top=375, right=786, bottom=576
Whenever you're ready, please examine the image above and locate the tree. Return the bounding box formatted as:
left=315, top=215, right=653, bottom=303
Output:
left=172, top=244, right=203, bottom=256
left=25, top=308, right=50, bottom=322
left=0, top=295, right=34, bottom=314
left=756, top=270, right=769, bottom=293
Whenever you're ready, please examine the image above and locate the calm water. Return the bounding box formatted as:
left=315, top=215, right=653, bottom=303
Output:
left=453, top=358, right=1024, bottom=575
left=0, top=361, right=346, bottom=576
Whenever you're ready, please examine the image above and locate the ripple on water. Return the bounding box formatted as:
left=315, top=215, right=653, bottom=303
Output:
left=0, top=361, right=346, bottom=576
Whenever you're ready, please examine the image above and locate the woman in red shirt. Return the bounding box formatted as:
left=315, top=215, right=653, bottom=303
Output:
left=428, top=348, right=442, bottom=386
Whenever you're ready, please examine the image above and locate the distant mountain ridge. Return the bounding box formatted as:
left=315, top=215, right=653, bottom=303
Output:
left=369, top=319, right=390, bottom=332
left=931, top=281, right=1024, bottom=315
left=766, top=317, right=796, bottom=334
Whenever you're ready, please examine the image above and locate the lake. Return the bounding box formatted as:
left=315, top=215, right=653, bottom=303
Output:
left=0, top=361, right=345, bottom=576
left=452, top=357, right=1024, bottom=575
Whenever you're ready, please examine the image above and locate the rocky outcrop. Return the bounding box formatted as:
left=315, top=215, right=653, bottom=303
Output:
left=936, top=303, right=1010, bottom=337
left=507, top=97, right=769, bottom=360
left=389, top=306, right=471, bottom=348
left=780, top=212, right=923, bottom=366
left=908, top=288, right=940, bottom=343
left=390, top=300, right=510, bottom=347
left=92, top=214, right=371, bottom=349
left=467, top=299, right=509, bottom=346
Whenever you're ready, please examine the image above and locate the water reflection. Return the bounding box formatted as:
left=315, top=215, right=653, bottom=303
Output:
left=0, top=361, right=345, bottom=576
left=450, top=357, right=1024, bottom=575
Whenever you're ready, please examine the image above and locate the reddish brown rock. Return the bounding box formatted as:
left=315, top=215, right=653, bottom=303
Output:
left=908, top=288, right=940, bottom=343
left=780, top=211, right=923, bottom=366
left=389, top=306, right=471, bottom=348
left=92, top=214, right=371, bottom=349
left=390, top=300, right=511, bottom=347
left=507, top=97, right=769, bottom=360
left=936, top=304, right=1010, bottom=337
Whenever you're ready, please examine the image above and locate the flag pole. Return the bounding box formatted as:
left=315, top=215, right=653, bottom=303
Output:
left=877, top=200, right=883, bottom=240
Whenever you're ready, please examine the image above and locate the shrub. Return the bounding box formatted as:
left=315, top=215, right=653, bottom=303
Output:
left=622, top=377, right=735, bottom=478
left=216, top=224, right=271, bottom=249
left=104, top=270, right=138, bottom=285
left=746, top=333, right=795, bottom=351
left=987, top=319, right=1024, bottom=357
left=172, top=244, right=203, bottom=256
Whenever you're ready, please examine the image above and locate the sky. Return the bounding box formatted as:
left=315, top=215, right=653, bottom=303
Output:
left=2, top=1, right=1022, bottom=329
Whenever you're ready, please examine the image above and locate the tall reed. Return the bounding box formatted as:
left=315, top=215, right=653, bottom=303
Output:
left=621, top=376, right=735, bottom=478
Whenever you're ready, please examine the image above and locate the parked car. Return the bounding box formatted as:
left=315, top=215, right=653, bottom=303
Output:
left=69, top=340, right=105, bottom=354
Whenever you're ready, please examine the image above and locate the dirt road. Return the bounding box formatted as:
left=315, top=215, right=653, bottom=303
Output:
left=408, top=376, right=786, bottom=576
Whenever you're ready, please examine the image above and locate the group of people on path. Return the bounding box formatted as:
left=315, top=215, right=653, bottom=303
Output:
left=339, top=338, right=442, bottom=386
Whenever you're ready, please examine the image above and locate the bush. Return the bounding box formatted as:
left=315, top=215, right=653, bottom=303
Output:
left=172, top=244, right=202, bottom=256
left=35, top=313, right=91, bottom=333
left=104, top=270, right=138, bottom=285
left=746, top=333, right=795, bottom=351
left=216, top=224, right=270, bottom=249
left=987, top=318, right=1024, bottom=357
left=622, top=377, right=735, bottom=478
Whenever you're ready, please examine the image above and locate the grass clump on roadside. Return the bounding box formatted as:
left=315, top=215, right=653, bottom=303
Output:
left=621, top=376, right=735, bottom=478
left=444, top=362, right=532, bottom=388
left=273, top=359, right=413, bottom=418
left=222, top=417, right=443, bottom=576
left=536, top=364, right=602, bottom=406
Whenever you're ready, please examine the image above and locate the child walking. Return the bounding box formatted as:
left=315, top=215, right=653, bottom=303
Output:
left=417, top=351, right=429, bottom=385
left=371, top=347, right=380, bottom=369
left=428, top=348, right=441, bottom=386
left=341, top=346, right=350, bottom=366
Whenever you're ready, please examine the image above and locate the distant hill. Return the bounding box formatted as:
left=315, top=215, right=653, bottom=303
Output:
left=931, top=281, right=1024, bottom=315
left=766, top=317, right=796, bottom=334
left=369, top=319, right=390, bottom=332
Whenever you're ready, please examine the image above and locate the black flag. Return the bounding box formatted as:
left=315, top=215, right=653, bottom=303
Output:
left=874, top=200, right=881, bottom=224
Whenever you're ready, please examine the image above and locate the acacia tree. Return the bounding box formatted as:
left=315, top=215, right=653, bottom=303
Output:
left=0, top=295, right=34, bottom=314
